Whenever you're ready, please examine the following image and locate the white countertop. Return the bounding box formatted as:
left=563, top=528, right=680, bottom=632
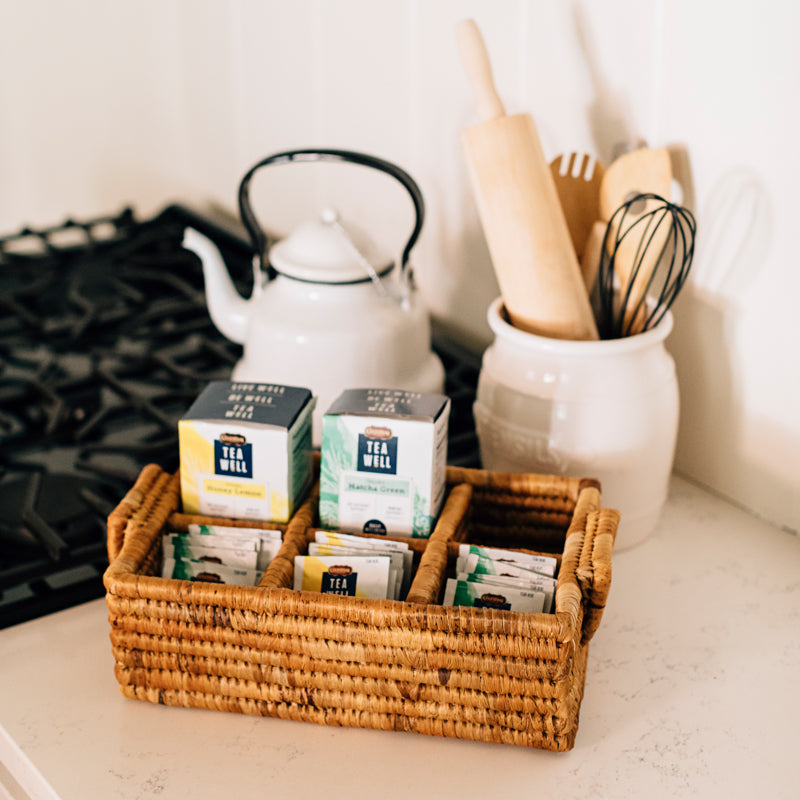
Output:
left=1, top=475, right=798, bottom=800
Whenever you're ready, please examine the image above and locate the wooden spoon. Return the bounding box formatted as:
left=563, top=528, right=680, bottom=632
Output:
left=549, top=153, right=605, bottom=266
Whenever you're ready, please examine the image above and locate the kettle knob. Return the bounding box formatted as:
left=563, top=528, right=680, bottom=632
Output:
left=320, top=207, right=339, bottom=225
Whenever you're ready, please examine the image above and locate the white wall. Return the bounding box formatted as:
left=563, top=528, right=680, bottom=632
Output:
left=1, top=0, right=797, bottom=532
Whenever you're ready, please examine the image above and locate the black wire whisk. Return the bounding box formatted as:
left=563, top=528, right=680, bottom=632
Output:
left=596, top=193, right=696, bottom=338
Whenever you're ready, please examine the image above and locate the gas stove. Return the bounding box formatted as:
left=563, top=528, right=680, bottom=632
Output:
left=0, top=204, right=481, bottom=628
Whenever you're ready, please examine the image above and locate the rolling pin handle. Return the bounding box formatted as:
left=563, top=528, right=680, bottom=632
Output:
left=456, top=19, right=506, bottom=123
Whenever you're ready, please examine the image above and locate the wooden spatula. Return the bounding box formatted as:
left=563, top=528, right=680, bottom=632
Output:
left=599, top=147, right=672, bottom=222
left=549, top=153, right=604, bottom=264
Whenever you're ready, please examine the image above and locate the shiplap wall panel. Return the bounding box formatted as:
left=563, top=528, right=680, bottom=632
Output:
left=660, top=0, right=799, bottom=531
left=0, top=0, right=797, bottom=531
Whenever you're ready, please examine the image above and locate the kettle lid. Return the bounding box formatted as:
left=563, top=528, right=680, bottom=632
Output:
left=269, top=209, right=392, bottom=283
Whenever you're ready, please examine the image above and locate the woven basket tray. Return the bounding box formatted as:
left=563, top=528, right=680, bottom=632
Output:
left=104, top=463, right=619, bottom=752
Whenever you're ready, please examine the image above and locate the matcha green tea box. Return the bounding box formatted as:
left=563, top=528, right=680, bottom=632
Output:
left=179, top=381, right=315, bottom=523
left=319, top=389, right=450, bottom=538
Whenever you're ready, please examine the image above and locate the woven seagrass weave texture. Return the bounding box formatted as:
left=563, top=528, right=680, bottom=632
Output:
left=105, top=464, right=619, bottom=751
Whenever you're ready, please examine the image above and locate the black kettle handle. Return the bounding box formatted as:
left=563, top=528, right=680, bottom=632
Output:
left=237, top=149, right=425, bottom=278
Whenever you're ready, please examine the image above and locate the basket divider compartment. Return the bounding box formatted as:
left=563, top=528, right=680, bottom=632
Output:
left=104, top=462, right=619, bottom=752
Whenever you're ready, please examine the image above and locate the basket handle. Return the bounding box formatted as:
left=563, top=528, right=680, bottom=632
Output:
left=106, top=464, right=176, bottom=564
left=576, top=507, right=620, bottom=644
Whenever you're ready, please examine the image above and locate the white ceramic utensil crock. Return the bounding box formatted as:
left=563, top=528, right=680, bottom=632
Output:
left=474, top=297, right=679, bottom=549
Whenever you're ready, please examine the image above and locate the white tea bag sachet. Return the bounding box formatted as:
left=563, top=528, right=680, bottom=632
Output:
left=187, top=524, right=283, bottom=570
left=456, top=553, right=556, bottom=584
left=457, top=544, right=557, bottom=577
left=446, top=544, right=559, bottom=613
left=189, top=523, right=282, bottom=541
left=455, top=570, right=555, bottom=612
left=443, top=579, right=546, bottom=613
left=170, top=529, right=261, bottom=550
left=314, top=531, right=413, bottom=596
left=308, top=543, right=405, bottom=601
left=162, top=541, right=259, bottom=570
left=162, top=531, right=260, bottom=579
left=294, top=555, right=392, bottom=600
left=163, top=556, right=263, bottom=586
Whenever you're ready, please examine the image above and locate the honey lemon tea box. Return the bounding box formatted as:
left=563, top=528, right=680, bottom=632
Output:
left=179, top=381, right=315, bottom=523
left=319, top=388, right=450, bottom=537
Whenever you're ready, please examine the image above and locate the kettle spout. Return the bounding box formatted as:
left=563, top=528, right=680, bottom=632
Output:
left=183, top=227, right=254, bottom=345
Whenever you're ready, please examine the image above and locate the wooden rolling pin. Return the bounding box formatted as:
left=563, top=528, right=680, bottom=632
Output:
left=457, top=19, right=598, bottom=340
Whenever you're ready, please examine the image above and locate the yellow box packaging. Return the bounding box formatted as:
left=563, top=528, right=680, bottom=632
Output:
left=179, top=381, right=315, bottom=523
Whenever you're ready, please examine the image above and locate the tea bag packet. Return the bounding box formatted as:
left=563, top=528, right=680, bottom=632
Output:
left=179, top=381, right=315, bottom=523
left=189, top=523, right=282, bottom=542
left=175, top=527, right=261, bottom=550
left=457, top=543, right=557, bottom=577
left=314, top=531, right=414, bottom=595
left=443, top=578, right=547, bottom=613
left=308, top=542, right=405, bottom=600
left=456, top=552, right=555, bottom=583
left=162, top=556, right=263, bottom=586
left=319, top=389, right=450, bottom=538
left=187, top=524, right=283, bottom=571
left=455, top=570, right=555, bottom=612
left=455, top=553, right=556, bottom=611
left=162, top=540, right=259, bottom=570
left=294, top=555, right=392, bottom=600
left=162, top=532, right=257, bottom=577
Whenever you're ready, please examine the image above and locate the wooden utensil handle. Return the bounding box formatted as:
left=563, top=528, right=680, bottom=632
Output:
left=580, top=220, right=606, bottom=292
left=456, top=19, right=506, bottom=122
left=462, top=115, right=599, bottom=340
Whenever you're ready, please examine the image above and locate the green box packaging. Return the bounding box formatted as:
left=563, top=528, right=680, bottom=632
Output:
left=319, top=389, right=450, bottom=538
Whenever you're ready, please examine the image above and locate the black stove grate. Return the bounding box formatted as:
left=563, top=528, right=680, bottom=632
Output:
left=0, top=205, right=481, bottom=628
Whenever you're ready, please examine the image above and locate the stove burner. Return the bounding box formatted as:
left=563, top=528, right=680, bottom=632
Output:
left=0, top=204, right=480, bottom=628
left=0, top=472, right=93, bottom=555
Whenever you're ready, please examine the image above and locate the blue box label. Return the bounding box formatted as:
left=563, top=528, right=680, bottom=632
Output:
left=214, top=437, right=253, bottom=478
left=357, top=431, right=397, bottom=474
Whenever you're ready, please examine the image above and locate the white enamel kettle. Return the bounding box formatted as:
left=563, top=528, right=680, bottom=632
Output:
left=182, top=149, right=445, bottom=445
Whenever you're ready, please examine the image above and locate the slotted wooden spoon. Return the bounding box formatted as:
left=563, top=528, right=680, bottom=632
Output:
left=549, top=153, right=605, bottom=267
